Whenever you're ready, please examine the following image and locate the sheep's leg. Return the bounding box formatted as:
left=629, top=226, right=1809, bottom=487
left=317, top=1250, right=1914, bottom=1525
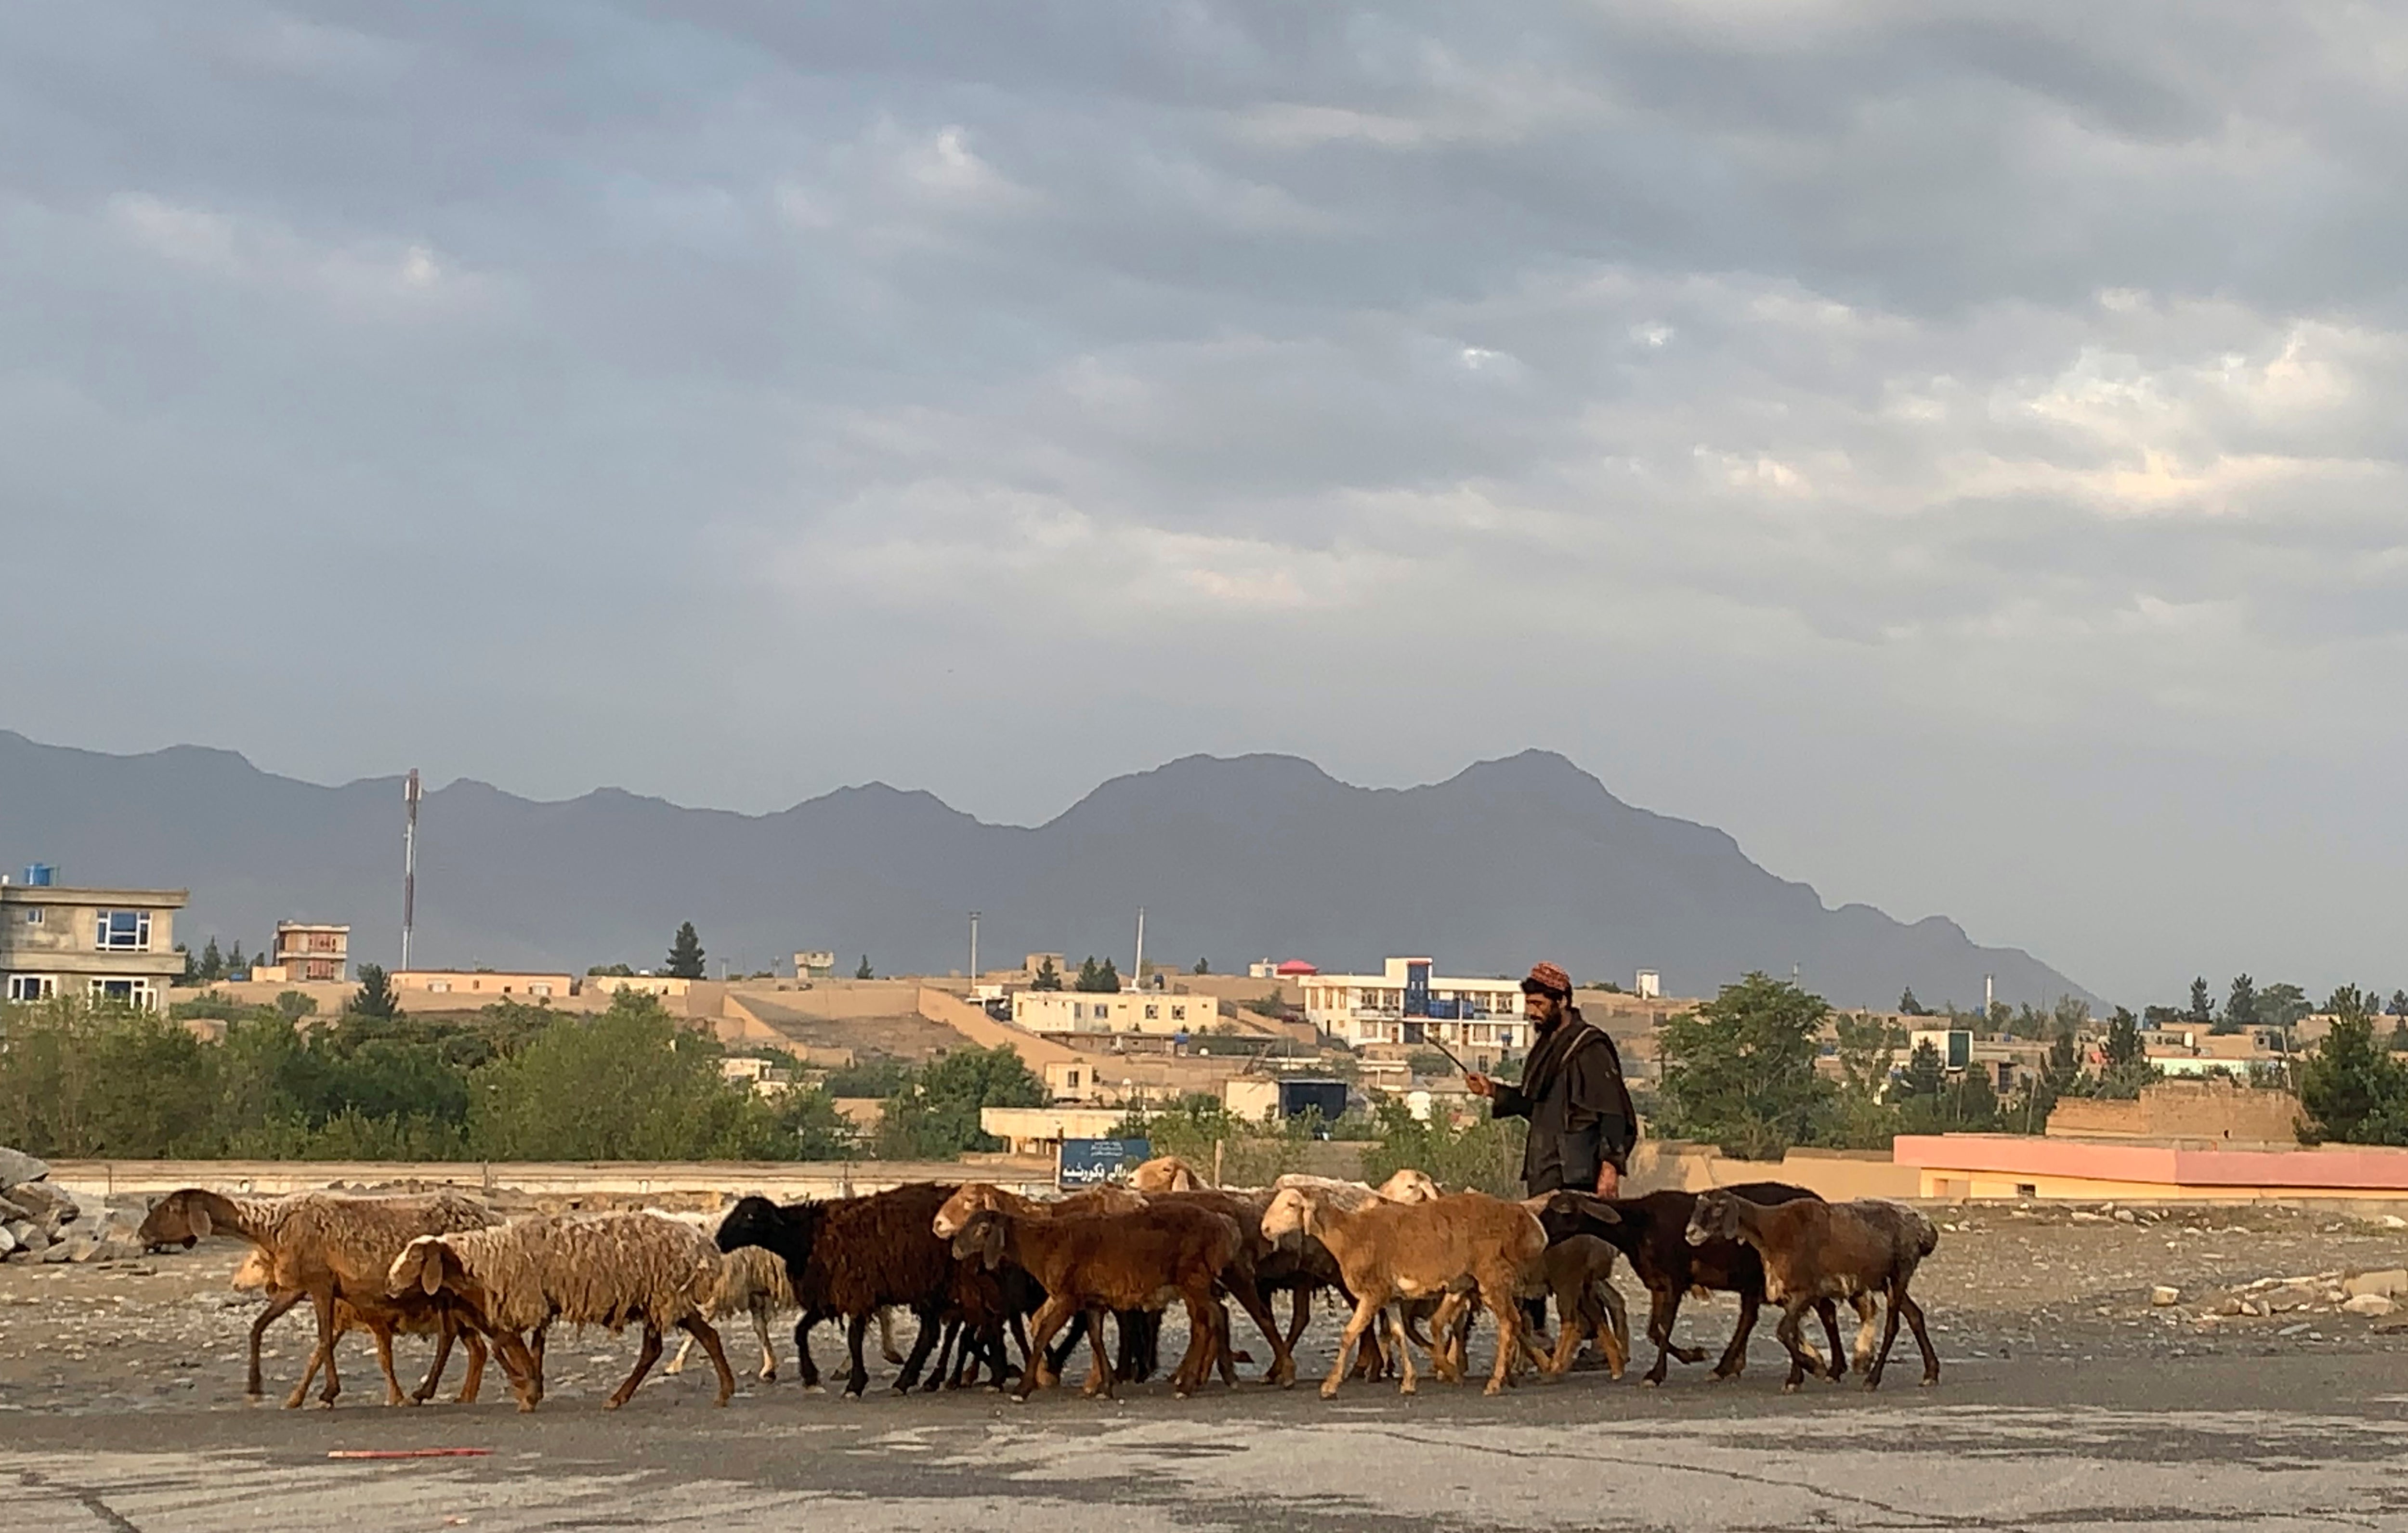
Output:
left=1598, top=1280, right=1630, bottom=1378
left=606, top=1321, right=666, bottom=1410
left=1081, top=1306, right=1120, bottom=1399
left=455, top=1328, right=487, bottom=1405
left=893, top=1304, right=942, bottom=1393
left=679, top=1315, right=736, bottom=1406
left=1847, top=1293, right=1879, bottom=1374
left=1711, top=1287, right=1761, bottom=1380
left=1896, top=1285, right=1939, bottom=1388
left=245, top=1288, right=304, bottom=1398
left=1321, top=1294, right=1386, bottom=1400
left=1813, top=1297, right=1850, bottom=1380
left=364, top=1320, right=409, bottom=1407
left=753, top=1304, right=777, bottom=1381
left=841, top=1310, right=874, bottom=1398
left=1479, top=1285, right=1521, bottom=1397
left=878, top=1306, right=907, bottom=1366
left=1774, top=1301, right=1814, bottom=1393
left=667, top=1333, right=694, bottom=1376
left=486, top=1328, right=542, bottom=1412
left=923, top=1320, right=958, bottom=1394
left=1378, top=1306, right=1419, bottom=1396
left=1006, top=1310, right=1034, bottom=1379
left=1169, top=1292, right=1217, bottom=1398
left=1045, top=1315, right=1087, bottom=1380
left=792, top=1314, right=823, bottom=1390
left=1017, top=1296, right=1078, bottom=1401
left=1229, top=1281, right=1292, bottom=1387
left=290, top=1287, right=340, bottom=1409
left=410, top=1317, right=457, bottom=1403
left=528, top=1321, right=550, bottom=1404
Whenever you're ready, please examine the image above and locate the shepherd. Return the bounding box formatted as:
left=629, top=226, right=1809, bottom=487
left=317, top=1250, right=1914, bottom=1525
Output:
left=1466, top=962, right=1639, bottom=1197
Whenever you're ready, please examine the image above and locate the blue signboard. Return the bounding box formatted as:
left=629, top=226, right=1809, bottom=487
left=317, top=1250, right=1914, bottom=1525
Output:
left=1058, top=1137, right=1152, bottom=1188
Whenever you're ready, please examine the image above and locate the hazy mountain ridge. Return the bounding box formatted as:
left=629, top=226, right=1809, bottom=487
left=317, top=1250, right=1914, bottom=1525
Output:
left=0, top=731, right=2089, bottom=1008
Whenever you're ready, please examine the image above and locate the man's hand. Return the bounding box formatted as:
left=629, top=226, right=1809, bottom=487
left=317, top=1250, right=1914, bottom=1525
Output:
left=1594, top=1164, right=1620, bottom=1197
left=1465, top=1073, right=1493, bottom=1099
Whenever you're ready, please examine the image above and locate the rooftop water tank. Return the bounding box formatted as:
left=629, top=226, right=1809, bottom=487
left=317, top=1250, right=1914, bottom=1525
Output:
left=21, top=864, right=54, bottom=887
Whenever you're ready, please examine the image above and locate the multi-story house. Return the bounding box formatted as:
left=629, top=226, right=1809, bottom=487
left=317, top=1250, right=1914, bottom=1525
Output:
left=1301, top=956, right=1530, bottom=1062
left=0, top=870, right=188, bottom=1010
left=263, top=921, right=350, bottom=983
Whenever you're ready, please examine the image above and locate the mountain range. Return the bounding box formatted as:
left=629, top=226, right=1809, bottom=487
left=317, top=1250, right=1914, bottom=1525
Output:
left=0, top=730, right=2089, bottom=1009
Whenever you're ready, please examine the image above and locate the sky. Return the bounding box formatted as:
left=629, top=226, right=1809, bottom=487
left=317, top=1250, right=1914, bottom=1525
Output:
left=4, top=3, right=2405, bottom=1007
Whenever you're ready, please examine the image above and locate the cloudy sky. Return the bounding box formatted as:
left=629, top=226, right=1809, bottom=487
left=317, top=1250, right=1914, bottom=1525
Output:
left=6, top=3, right=2405, bottom=1004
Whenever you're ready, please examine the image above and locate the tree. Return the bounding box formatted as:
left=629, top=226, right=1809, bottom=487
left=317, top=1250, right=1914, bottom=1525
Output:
left=2296, top=986, right=2408, bottom=1145
left=1897, top=989, right=1926, bottom=1017
left=855, top=955, right=875, bottom=980
left=350, top=964, right=401, bottom=1021
left=1898, top=1039, right=1946, bottom=1100
left=2392, top=990, right=2408, bottom=1019
left=1073, top=956, right=1121, bottom=993
left=2078, top=1007, right=2157, bottom=1100
left=587, top=963, right=635, bottom=977
left=1826, top=1014, right=1904, bottom=1148
left=2260, top=983, right=2312, bottom=1031
left=1030, top=957, right=1062, bottom=991
left=2186, top=977, right=2213, bottom=1029
left=664, top=922, right=707, bottom=980
left=274, top=990, right=318, bottom=1022
left=1656, top=973, right=1833, bottom=1161
left=471, top=993, right=789, bottom=1159
left=2220, top=974, right=2258, bottom=1035
left=227, top=941, right=247, bottom=976
left=1193, top=958, right=1210, bottom=975
left=197, top=937, right=224, bottom=983
left=875, top=1045, right=1048, bottom=1159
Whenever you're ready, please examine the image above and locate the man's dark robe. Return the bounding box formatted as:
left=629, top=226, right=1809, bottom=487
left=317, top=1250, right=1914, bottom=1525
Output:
left=1488, top=1009, right=1639, bottom=1194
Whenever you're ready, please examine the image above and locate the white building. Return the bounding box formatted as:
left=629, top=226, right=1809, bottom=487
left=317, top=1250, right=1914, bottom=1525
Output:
left=1302, top=957, right=1529, bottom=1058
left=1013, top=989, right=1214, bottom=1036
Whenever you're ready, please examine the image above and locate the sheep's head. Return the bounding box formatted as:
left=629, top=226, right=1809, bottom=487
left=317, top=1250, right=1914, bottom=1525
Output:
left=1259, top=1186, right=1315, bottom=1244
left=1130, top=1156, right=1202, bottom=1193
left=950, top=1209, right=1008, bottom=1271
left=389, top=1234, right=473, bottom=1299
left=136, top=1189, right=212, bottom=1248
left=714, top=1195, right=791, bottom=1257
left=932, top=1184, right=1004, bottom=1239
left=1374, top=1169, right=1442, bottom=1204
left=1685, top=1191, right=1742, bottom=1246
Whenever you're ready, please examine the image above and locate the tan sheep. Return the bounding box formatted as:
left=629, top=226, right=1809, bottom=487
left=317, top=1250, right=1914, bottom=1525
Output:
left=231, top=1249, right=491, bottom=1404
left=139, top=1187, right=498, bottom=1408
left=391, top=1212, right=736, bottom=1412
left=1261, top=1186, right=1545, bottom=1397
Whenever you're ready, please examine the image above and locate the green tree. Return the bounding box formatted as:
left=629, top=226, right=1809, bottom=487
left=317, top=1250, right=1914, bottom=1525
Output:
left=1073, top=956, right=1122, bottom=993
left=875, top=1045, right=1049, bottom=1159
left=471, top=993, right=785, bottom=1159
left=1113, top=1093, right=1314, bottom=1186
left=664, top=922, right=707, bottom=980
left=1825, top=1013, right=1903, bottom=1148
left=2390, top=990, right=2408, bottom=1019
left=855, top=955, right=875, bottom=980
left=2187, top=977, right=2214, bottom=1028
left=2220, top=973, right=2258, bottom=1035
left=227, top=941, right=247, bottom=976
left=587, top=963, right=635, bottom=977
left=1358, top=1098, right=1526, bottom=1198
left=351, top=963, right=401, bottom=1020
left=1193, top=958, right=1210, bottom=975
left=1030, top=957, right=1062, bottom=991
left=1898, top=1038, right=1946, bottom=1100
left=1657, top=973, right=1833, bottom=1161
left=2296, top=987, right=2408, bottom=1145
left=1897, top=988, right=1926, bottom=1017
left=2260, top=983, right=2312, bottom=1032
left=197, top=937, right=224, bottom=983
left=275, top=990, right=318, bottom=1022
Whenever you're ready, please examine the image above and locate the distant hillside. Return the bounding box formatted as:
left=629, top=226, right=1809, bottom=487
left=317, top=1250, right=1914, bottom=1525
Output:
left=0, top=731, right=2090, bottom=1010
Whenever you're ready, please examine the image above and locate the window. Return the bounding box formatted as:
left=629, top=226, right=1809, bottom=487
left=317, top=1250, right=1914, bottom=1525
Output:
left=2015, top=1182, right=2037, bottom=1198
left=1145, top=1004, right=1159, bottom=1021
left=23, top=908, right=42, bottom=925
left=529, top=983, right=552, bottom=997
left=429, top=980, right=452, bottom=994
left=89, top=978, right=154, bottom=1009
left=1170, top=1005, right=1186, bottom=1022
left=94, top=910, right=151, bottom=951
left=6, top=975, right=52, bottom=1001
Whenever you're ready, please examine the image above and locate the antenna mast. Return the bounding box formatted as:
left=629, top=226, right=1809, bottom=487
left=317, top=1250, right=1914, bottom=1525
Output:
left=401, top=769, right=420, bottom=971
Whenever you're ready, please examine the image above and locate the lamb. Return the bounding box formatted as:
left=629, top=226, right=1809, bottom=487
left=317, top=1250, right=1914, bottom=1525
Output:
left=665, top=1243, right=793, bottom=1382
left=390, top=1212, right=736, bottom=1411
left=1130, top=1155, right=1206, bottom=1192
left=138, top=1187, right=498, bottom=1408
left=231, top=1248, right=492, bottom=1403
left=1685, top=1190, right=1941, bottom=1391
left=932, top=1182, right=1159, bottom=1387
left=1260, top=1186, right=1544, bottom=1398
left=949, top=1201, right=1242, bottom=1400
left=1534, top=1183, right=1858, bottom=1387
left=715, top=1182, right=1007, bottom=1397
left=1259, top=1170, right=1444, bottom=1378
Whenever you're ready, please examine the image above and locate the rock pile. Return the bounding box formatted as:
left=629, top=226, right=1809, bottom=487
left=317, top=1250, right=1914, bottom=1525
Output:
left=2196, top=1267, right=2408, bottom=1328
left=0, top=1146, right=149, bottom=1264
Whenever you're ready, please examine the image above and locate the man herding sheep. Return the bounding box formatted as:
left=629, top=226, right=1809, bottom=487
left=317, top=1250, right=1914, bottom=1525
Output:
left=1466, top=962, right=1637, bottom=1198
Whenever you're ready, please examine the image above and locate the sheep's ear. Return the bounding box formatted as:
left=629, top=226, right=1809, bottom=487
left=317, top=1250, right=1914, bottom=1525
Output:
left=974, top=1217, right=1005, bottom=1271
left=188, top=1202, right=212, bottom=1239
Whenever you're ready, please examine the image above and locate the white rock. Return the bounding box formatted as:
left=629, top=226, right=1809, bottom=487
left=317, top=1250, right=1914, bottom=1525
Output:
left=2380, top=1215, right=2406, bottom=1230
left=2150, top=1286, right=2181, bottom=1307
left=2114, top=1209, right=2138, bottom=1224
left=2343, top=1293, right=2395, bottom=1317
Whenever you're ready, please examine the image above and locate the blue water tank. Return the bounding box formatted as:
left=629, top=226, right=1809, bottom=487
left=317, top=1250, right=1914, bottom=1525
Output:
left=21, top=864, right=54, bottom=887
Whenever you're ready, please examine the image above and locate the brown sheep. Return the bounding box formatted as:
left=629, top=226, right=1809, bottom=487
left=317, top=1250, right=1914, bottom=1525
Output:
left=950, top=1202, right=1241, bottom=1400
left=139, top=1187, right=498, bottom=1408
left=231, top=1249, right=491, bottom=1404
left=391, top=1212, right=736, bottom=1411
left=1685, top=1191, right=1941, bottom=1391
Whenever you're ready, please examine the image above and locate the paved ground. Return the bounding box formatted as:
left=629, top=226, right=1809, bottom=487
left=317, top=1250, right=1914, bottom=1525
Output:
left=9, top=1202, right=2408, bottom=1530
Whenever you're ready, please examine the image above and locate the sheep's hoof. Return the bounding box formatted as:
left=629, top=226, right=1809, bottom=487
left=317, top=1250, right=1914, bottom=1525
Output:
left=1638, top=1376, right=1661, bottom=1389
left=1398, top=1382, right=1417, bottom=1397
left=1318, top=1383, right=1341, bottom=1400
left=516, top=1400, right=537, bottom=1414
left=1481, top=1381, right=1504, bottom=1397
left=760, top=1369, right=776, bottom=1383
left=1783, top=1380, right=1803, bottom=1394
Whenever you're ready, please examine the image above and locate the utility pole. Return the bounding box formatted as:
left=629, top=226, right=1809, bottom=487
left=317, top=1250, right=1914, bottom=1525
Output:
left=400, top=769, right=420, bottom=972
left=1133, top=906, right=1145, bottom=993
left=968, top=911, right=981, bottom=982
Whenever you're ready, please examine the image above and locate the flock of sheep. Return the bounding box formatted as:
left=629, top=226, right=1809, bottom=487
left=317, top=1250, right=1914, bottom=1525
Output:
left=134, top=1157, right=1942, bottom=1413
